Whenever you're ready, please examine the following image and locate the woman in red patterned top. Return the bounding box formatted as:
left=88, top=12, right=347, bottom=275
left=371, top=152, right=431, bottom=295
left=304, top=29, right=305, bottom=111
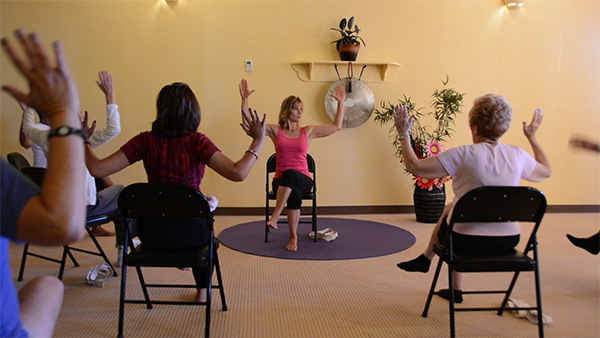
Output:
left=239, top=79, right=345, bottom=251
left=85, top=82, right=265, bottom=302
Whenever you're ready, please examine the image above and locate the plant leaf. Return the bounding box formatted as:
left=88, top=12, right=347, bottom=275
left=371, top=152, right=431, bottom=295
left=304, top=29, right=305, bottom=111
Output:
left=339, top=18, right=347, bottom=30
left=348, top=16, right=355, bottom=29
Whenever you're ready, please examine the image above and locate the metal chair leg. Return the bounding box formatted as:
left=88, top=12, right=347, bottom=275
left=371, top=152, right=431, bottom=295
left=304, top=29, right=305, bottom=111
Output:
left=17, top=244, right=29, bottom=282
left=422, top=257, right=444, bottom=317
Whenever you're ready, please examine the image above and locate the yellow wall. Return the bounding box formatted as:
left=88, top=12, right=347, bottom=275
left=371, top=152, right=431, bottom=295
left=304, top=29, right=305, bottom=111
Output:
left=1, top=0, right=599, bottom=207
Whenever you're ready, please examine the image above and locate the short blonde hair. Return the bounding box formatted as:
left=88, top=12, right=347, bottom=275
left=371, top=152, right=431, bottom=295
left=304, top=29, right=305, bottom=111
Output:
left=279, top=96, right=302, bottom=129
left=469, top=94, right=512, bottom=140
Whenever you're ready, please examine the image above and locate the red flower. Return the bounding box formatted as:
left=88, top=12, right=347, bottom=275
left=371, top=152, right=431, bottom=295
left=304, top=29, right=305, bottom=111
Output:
left=416, top=176, right=437, bottom=190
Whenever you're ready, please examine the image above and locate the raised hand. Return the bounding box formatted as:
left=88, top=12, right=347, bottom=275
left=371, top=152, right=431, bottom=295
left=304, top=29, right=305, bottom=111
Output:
left=81, top=111, right=97, bottom=141
left=331, top=85, right=346, bottom=103
left=241, top=108, right=266, bottom=140
left=523, top=108, right=543, bottom=139
left=393, top=103, right=414, bottom=137
left=96, top=70, right=115, bottom=104
left=239, top=79, right=255, bottom=100
left=1, top=29, right=79, bottom=120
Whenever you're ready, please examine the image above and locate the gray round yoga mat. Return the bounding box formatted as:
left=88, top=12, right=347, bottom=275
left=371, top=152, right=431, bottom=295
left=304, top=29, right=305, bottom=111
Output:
left=218, top=217, right=416, bottom=260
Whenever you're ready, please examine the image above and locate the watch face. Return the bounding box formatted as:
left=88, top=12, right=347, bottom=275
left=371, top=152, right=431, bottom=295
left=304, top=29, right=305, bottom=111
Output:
left=57, top=126, right=71, bottom=136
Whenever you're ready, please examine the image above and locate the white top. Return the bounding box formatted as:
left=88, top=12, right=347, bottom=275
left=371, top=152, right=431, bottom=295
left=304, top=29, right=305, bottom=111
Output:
left=437, top=142, right=537, bottom=236
left=21, top=104, right=121, bottom=205
left=31, top=144, right=47, bottom=168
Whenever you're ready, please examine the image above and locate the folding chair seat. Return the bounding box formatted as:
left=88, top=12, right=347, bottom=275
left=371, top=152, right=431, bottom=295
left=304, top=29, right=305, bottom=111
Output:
left=265, top=153, right=317, bottom=242
left=14, top=166, right=117, bottom=281
left=117, top=182, right=227, bottom=338
left=421, top=186, right=547, bottom=338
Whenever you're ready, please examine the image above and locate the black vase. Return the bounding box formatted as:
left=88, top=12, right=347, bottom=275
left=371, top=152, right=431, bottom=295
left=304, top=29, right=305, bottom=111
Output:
left=413, top=185, right=446, bottom=223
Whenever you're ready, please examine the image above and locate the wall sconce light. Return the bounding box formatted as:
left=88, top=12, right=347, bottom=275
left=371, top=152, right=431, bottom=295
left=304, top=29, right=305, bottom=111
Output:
left=503, top=0, right=526, bottom=9
left=165, top=0, right=178, bottom=2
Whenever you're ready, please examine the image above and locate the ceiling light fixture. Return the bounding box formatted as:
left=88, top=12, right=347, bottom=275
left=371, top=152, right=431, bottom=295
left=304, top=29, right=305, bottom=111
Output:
left=502, top=0, right=526, bottom=9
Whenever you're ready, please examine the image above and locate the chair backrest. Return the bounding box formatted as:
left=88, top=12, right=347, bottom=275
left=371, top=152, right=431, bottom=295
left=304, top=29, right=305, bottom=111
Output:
left=7, top=152, right=32, bottom=171
left=118, top=182, right=213, bottom=251
left=448, top=186, right=547, bottom=252
left=20, top=167, right=46, bottom=187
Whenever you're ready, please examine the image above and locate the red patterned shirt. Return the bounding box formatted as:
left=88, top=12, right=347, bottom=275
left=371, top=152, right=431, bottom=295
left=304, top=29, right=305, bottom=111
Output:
left=121, top=131, right=220, bottom=191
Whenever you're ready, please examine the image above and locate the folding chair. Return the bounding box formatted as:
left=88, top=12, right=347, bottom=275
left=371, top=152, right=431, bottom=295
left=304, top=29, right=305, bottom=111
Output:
left=265, top=153, right=317, bottom=242
left=15, top=167, right=117, bottom=281
left=7, top=152, right=31, bottom=170
left=117, top=182, right=227, bottom=338
left=421, top=186, right=547, bottom=338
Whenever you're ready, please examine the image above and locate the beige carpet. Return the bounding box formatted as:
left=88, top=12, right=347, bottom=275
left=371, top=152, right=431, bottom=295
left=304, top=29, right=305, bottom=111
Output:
left=9, top=213, right=600, bottom=337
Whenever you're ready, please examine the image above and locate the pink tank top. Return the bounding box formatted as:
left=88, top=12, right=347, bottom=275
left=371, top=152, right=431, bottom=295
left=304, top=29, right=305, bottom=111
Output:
left=274, top=127, right=311, bottom=179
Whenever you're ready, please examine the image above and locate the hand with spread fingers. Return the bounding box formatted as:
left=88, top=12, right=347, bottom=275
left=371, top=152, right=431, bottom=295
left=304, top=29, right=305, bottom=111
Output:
left=81, top=111, right=97, bottom=140
left=1, top=29, right=79, bottom=122
left=240, top=108, right=266, bottom=140
left=392, top=103, right=414, bottom=137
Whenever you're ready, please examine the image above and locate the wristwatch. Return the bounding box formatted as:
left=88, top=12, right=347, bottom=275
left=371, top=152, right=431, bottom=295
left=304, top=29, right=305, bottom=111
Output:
left=47, top=126, right=88, bottom=140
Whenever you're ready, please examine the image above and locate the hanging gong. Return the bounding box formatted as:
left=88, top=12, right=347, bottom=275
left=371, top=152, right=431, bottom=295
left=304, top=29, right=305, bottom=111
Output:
left=325, top=77, right=375, bottom=128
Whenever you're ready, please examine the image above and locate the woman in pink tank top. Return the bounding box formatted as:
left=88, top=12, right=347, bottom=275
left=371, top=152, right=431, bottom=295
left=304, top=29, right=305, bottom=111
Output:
left=240, top=79, right=346, bottom=251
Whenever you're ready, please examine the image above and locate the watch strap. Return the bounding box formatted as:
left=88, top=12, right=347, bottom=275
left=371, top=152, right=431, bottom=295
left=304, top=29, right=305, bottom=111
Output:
left=47, top=126, right=88, bottom=140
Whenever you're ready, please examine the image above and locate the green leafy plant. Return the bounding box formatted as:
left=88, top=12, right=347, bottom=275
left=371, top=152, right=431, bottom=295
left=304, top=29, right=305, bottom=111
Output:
left=330, top=16, right=366, bottom=51
left=373, top=77, right=465, bottom=189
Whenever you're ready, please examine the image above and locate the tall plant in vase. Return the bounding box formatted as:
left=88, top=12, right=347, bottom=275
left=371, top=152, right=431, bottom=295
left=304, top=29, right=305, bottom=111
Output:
left=374, top=77, right=465, bottom=222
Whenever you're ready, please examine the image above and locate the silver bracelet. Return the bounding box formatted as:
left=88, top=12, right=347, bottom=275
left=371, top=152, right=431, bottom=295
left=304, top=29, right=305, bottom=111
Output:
left=245, top=149, right=259, bottom=159
left=398, top=133, right=409, bottom=141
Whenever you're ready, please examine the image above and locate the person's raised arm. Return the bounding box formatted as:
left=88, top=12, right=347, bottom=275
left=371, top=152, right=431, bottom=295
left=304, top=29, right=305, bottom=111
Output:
left=82, top=111, right=129, bottom=178
left=2, top=29, right=86, bottom=245
left=209, top=108, right=266, bottom=181
left=239, top=79, right=255, bottom=125
left=307, top=85, right=346, bottom=140
left=88, top=70, right=120, bottom=146
left=393, top=103, right=448, bottom=179
left=523, top=108, right=551, bottom=181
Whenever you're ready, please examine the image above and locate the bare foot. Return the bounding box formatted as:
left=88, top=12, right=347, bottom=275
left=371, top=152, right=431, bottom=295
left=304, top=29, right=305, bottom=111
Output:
left=285, top=238, right=298, bottom=251
left=195, top=288, right=207, bottom=303
left=91, top=225, right=115, bottom=237
left=266, top=217, right=279, bottom=230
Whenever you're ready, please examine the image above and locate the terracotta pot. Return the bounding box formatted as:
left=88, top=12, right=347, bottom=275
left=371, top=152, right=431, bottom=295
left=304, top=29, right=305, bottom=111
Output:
left=338, top=44, right=360, bottom=61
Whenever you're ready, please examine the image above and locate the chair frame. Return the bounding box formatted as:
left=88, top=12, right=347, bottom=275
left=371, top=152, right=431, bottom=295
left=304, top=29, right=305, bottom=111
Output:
left=11, top=165, right=117, bottom=281
left=421, top=186, right=547, bottom=338
left=265, top=153, right=317, bottom=243
left=117, top=182, right=227, bottom=338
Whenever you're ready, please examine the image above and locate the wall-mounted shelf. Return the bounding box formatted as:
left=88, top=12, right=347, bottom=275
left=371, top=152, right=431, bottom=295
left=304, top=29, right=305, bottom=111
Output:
left=290, top=61, right=400, bottom=82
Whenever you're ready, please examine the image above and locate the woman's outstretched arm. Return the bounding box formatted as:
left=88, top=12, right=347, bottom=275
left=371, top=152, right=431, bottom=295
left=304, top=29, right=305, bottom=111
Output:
left=523, top=108, right=551, bottom=181
left=393, top=103, right=448, bottom=179
left=306, top=85, right=345, bottom=140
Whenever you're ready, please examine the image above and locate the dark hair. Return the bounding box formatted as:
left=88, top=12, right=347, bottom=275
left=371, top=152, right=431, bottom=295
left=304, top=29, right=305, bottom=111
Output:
left=279, top=95, right=302, bottom=129
left=151, top=83, right=201, bottom=138
left=469, top=94, right=512, bottom=140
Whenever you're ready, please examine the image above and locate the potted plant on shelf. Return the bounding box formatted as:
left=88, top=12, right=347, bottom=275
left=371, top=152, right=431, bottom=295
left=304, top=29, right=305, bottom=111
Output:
left=331, top=16, right=366, bottom=61
left=373, top=77, right=465, bottom=223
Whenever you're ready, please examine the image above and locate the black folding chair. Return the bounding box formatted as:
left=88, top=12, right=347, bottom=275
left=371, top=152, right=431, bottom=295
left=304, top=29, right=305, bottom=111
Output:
left=7, top=152, right=31, bottom=170
left=265, top=153, right=317, bottom=242
left=15, top=166, right=117, bottom=281
left=421, top=186, right=548, bottom=338
left=117, top=182, right=227, bottom=338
